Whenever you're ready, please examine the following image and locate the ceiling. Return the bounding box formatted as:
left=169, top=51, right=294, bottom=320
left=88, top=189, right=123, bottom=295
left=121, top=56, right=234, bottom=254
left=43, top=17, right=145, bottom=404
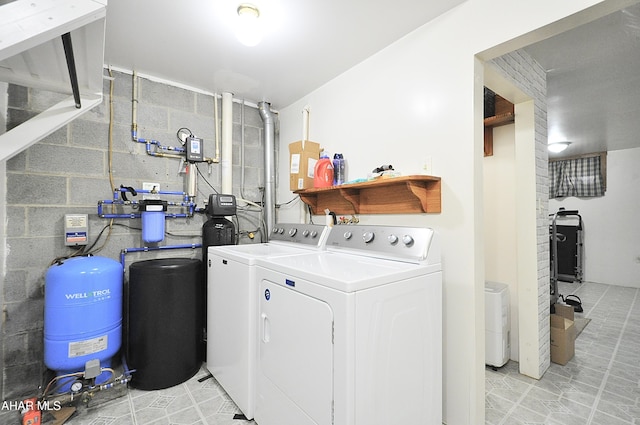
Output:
left=103, top=0, right=466, bottom=109
left=523, top=2, right=640, bottom=158
left=5, top=0, right=639, bottom=159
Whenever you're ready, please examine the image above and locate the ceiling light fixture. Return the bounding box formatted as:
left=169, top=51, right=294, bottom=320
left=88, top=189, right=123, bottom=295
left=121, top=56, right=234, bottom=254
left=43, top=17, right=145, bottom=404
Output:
left=548, top=142, right=571, bottom=153
left=236, top=3, right=262, bottom=47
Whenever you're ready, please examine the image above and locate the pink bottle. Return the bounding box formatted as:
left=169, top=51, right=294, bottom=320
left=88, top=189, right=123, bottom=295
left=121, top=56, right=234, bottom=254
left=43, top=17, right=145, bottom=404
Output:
left=314, top=153, right=334, bottom=188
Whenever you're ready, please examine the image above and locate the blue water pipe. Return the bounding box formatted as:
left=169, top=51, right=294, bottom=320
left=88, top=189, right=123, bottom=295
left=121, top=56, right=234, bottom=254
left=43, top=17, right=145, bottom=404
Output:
left=98, top=187, right=205, bottom=219
left=131, top=129, right=186, bottom=158
left=113, top=187, right=190, bottom=202
left=98, top=202, right=200, bottom=219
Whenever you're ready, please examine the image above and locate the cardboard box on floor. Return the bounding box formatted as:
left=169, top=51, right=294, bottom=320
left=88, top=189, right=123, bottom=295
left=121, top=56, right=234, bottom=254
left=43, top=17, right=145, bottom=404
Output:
left=289, top=141, right=320, bottom=191
left=550, top=303, right=576, bottom=365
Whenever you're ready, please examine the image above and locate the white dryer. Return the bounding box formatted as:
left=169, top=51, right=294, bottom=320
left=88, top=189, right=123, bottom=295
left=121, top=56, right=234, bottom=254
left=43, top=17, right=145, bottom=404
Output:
left=254, top=225, right=442, bottom=425
left=206, top=223, right=330, bottom=420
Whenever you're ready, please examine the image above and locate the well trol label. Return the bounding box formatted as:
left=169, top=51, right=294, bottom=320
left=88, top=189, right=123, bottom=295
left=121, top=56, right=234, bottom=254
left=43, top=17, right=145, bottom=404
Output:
left=68, top=335, right=107, bottom=358
left=64, top=289, right=111, bottom=301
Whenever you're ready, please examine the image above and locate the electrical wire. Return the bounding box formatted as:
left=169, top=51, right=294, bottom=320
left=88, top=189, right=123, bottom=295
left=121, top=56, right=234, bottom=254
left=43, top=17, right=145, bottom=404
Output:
left=307, top=204, right=314, bottom=224
left=96, top=66, right=117, bottom=253
left=42, top=367, right=117, bottom=398
left=107, top=67, right=116, bottom=195
left=42, top=372, right=84, bottom=396
left=196, top=163, right=218, bottom=194
left=165, top=231, right=201, bottom=238
left=276, top=195, right=300, bottom=208
left=176, top=127, right=193, bottom=145
left=50, top=223, right=142, bottom=265
left=236, top=198, right=263, bottom=210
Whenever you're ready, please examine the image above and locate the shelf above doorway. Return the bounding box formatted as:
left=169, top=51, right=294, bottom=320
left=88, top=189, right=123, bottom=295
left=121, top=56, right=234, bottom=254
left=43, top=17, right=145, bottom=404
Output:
left=484, top=93, right=515, bottom=157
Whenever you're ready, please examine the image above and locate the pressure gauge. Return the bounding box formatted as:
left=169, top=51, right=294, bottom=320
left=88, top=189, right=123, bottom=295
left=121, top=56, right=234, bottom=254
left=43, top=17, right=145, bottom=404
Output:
left=71, top=381, right=83, bottom=392
left=176, top=128, right=192, bottom=146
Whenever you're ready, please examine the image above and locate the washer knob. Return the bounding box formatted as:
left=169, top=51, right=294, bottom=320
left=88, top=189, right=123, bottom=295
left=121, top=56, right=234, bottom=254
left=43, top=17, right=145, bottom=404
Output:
left=278, top=228, right=284, bottom=234
left=344, top=231, right=352, bottom=240
left=363, top=231, right=375, bottom=243
left=302, top=229, right=310, bottom=237
left=310, top=230, right=318, bottom=238
left=288, top=228, right=297, bottom=237
left=388, top=234, right=399, bottom=244
left=402, top=234, right=414, bottom=246
left=272, top=227, right=279, bottom=234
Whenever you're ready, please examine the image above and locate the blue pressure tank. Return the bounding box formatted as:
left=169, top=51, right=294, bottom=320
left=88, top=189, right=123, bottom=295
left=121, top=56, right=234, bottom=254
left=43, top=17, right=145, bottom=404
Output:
left=44, top=256, right=123, bottom=392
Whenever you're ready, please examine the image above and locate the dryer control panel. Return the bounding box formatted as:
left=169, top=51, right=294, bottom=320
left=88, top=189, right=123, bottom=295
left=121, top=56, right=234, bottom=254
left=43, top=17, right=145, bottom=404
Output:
left=270, top=223, right=330, bottom=248
left=326, top=225, right=437, bottom=263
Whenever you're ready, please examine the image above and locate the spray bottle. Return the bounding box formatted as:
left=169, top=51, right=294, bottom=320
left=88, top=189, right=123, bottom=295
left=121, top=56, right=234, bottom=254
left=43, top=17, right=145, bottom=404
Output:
left=333, top=153, right=345, bottom=185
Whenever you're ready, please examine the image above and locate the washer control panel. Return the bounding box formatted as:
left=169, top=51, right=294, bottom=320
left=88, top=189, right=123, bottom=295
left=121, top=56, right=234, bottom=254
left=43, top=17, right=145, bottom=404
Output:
left=270, top=223, right=329, bottom=247
left=327, top=225, right=435, bottom=262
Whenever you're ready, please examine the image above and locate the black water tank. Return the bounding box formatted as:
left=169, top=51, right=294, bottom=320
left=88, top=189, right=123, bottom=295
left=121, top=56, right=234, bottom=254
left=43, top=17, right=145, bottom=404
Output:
left=126, top=258, right=203, bottom=390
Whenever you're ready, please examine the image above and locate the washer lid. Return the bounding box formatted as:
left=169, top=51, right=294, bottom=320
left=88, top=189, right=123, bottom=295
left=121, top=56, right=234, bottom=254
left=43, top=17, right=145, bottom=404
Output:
left=257, top=251, right=440, bottom=292
left=208, top=243, right=313, bottom=265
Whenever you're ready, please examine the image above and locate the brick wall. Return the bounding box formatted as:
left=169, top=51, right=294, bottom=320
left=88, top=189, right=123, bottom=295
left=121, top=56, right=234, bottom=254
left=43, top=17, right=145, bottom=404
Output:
left=489, top=50, right=550, bottom=376
left=2, top=70, right=266, bottom=400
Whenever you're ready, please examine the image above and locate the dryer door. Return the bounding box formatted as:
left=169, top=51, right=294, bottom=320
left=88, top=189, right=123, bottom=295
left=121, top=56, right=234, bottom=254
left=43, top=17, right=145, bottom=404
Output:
left=257, top=278, right=333, bottom=425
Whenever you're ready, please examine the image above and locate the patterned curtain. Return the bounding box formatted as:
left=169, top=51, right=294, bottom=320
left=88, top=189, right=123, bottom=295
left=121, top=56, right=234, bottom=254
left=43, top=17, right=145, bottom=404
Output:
left=549, top=155, right=605, bottom=198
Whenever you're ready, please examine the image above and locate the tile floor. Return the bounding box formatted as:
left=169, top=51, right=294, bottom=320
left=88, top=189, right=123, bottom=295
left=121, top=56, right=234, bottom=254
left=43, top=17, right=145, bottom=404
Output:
left=487, top=281, right=640, bottom=425
left=2, top=281, right=638, bottom=424
left=1, top=368, right=256, bottom=424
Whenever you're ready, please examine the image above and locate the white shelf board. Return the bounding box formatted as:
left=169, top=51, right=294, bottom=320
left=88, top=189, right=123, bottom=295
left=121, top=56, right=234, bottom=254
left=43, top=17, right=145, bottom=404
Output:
left=0, top=0, right=107, bottom=160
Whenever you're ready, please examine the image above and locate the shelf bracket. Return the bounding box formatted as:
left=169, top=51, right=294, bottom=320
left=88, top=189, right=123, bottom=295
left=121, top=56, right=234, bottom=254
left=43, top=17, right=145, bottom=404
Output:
left=338, top=188, right=360, bottom=214
left=61, top=32, right=81, bottom=109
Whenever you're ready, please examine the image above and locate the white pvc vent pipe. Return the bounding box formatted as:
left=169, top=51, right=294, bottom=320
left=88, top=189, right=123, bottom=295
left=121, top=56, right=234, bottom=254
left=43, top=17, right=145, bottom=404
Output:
left=221, top=92, right=233, bottom=194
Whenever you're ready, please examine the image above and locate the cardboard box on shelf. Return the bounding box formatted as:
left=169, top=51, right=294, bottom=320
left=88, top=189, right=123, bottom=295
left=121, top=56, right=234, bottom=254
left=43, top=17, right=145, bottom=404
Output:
left=289, top=140, right=320, bottom=191
left=550, top=303, right=576, bottom=365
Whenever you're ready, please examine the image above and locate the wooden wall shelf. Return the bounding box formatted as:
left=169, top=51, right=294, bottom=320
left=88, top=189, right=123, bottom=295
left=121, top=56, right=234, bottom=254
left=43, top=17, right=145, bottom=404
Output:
left=294, top=175, right=441, bottom=215
left=484, top=93, right=515, bottom=157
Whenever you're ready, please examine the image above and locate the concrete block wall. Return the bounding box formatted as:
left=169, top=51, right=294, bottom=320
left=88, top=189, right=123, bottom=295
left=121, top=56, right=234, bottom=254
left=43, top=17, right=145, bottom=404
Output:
left=2, top=70, right=267, bottom=400
left=490, top=50, right=549, bottom=377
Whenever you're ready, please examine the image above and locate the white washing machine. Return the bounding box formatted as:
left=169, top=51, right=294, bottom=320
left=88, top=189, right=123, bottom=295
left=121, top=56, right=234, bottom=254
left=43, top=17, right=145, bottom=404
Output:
left=254, top=225, right=442, bottom=425
left=206, top=223, right=330, bottom=420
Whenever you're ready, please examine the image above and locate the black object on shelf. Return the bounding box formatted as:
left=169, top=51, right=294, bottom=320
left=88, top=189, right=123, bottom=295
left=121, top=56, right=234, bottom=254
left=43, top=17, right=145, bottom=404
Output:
left=484, top=87, right=495, bottom=118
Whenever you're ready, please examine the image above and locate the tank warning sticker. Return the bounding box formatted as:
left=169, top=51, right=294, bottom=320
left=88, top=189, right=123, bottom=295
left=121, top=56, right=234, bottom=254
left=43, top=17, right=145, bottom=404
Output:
left=68, top=335, right=107, bottom=358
